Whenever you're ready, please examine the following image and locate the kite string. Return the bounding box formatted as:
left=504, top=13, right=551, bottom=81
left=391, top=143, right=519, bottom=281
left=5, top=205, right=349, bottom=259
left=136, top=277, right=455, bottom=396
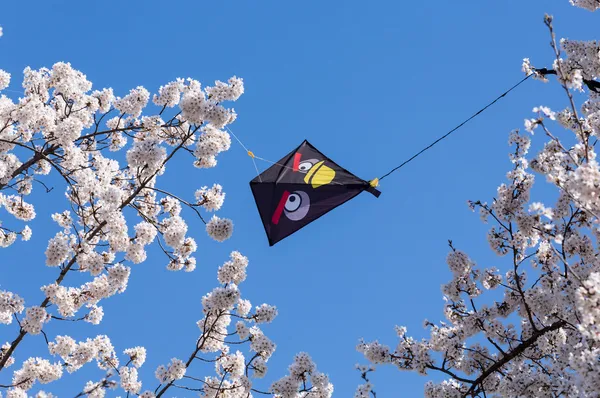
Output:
left=377, top=73, right=533, bottom=182
left=224, top=130, right=348, bottom=186
left=226, top=126, right=263, bottom=182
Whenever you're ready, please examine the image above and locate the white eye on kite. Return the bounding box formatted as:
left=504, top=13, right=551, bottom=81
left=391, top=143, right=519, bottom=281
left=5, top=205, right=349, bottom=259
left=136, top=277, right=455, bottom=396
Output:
left=284, top=191, right=310, bottom=221
left=298, top=161, right=315, bottom=172
left=285, top=193, right=302, bottom=212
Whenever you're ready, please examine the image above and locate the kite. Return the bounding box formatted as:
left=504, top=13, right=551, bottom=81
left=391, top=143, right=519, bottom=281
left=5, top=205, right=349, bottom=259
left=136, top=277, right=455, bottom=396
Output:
left=250, top=140, right=381, bottom=246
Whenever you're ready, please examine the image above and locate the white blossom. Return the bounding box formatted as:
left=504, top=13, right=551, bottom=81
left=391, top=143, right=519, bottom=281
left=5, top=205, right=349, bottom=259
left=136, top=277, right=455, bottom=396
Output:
left=85, top=305, right=104, bottom=325
left=44, top=231, right=71, bottom=266
left=155, top=358, right=186, bottom=383
left=0, top=290, right=24, bottom=324
left=249, top=327, right=276, bottom=360
left=153, top=79, right=184, bottom=107
left=0, top=70, right=10, bottom=91
left=123, top=346, right=146, bottom=368
left=218, top=251, right=248, bottom=285
left=195, top=183, right=225, bottom=211
left=206, top=215, right=233, bottom=242
left=21, top=306, right=50, bottom=335
left=120, top=366, right=142, bottom=394
left=1, top=342, right=15, bottom=368
left=12, top=357, right=63, bottom=390
left=114, top=86, right=149, bottom=117
left=254, top=303, right=278, bottom=323
left=21, top=225, right=32, bottom=241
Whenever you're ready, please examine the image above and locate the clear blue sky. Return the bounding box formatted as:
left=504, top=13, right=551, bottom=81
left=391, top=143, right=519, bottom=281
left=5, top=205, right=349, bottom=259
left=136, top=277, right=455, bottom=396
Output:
left=0, top=1, right=597, bottom=396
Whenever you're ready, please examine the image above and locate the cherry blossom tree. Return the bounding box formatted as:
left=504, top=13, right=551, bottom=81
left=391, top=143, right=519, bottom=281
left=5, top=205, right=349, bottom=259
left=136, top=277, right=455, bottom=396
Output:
left=0, top=58, right=332, bottom=397
left=355, top=1, right=600, bottom=397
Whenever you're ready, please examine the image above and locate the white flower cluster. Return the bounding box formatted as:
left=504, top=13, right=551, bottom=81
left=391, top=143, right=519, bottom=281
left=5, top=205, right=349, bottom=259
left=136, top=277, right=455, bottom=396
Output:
left=355, top=382, right=375, bottom=398
left=442, top=250, right=481, bottom=300
left=561, top=38, right=600, bottom=82
left=205, top=76, right=245, bottom=103
left=2, top=195, right=36, bottom=221
left=0, top=228, right=17, bottom=248
left=48, top=335, right=118, bottom=373
left=0, top=69, right=10, bottom=90
left=253, top=303, right=278, bottom=324
left=123, top=346, right=147, bottom=368
left=216, top=350, right=245, bottom=379
left=85, top=305, right=104, bottom=325
left=206, top=215, right=233, bottom=242
left=185, top=250, right=296, bottom=397
left=195, top=183, right=225, bottom=211
left=10, top=357, right=63, bottom=392
left=81, top=380, right=118, bottom=398
left=21, top=306, right=50, bottom=335
left=44, top=231, right=72, bottom=266
left=576, top=272, right=600, bottom=340
left=153, top=78, right=184, bottom=108
left=134, top=222, right=157, bottom=246
left=570, top=0, right=600, bottom=10
left=193, top=124, right=232, bottom=169
left=180, top=79, right=240, bottom=128
left=120, top=366, right=142, bottom=394
left=49, top=62, right=92, bottom=101
left=201, top=375, right=252, bottom=398
left=1, top=342, right=15, bottom=368
left=249, top=326, right=276, bottom=360
left=271, top=352, right=333, bottom=398
left=154, top=358, right=186, bottom=383
left=114, top=86, right=150, bottom=118
left=218, top=251, right=248, bottom=284
left=356, top=340, right=391, bottom=365
left=126, top=139, right=167, bottom=176
left=41, top=264, right=130, bottom=317
left=0, top=290, right=24, bottom=324
left=522, top=58, right=549, bottom=82
left=202, top=284, right=241, bottom=314
left=159, top=212, right=198, bottom=271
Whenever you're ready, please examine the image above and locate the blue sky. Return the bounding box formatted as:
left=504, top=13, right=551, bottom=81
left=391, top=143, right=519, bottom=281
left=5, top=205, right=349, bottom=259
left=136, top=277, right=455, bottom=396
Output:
left=0, top=1, right=598, bottom=396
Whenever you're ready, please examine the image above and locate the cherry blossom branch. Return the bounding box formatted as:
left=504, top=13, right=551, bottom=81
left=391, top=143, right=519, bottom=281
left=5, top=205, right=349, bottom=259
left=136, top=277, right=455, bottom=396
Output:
left=182, top=374, right=275, bottom=396
left=155, top=310, right=226, bottom=397
left=544, top=15, right=590, bottom=160
left=72, top=373, right=114, bottom=398
left=360, top=369, right=377, bottom=398
left=0, top=130, right=196, bottom=371
left=147, top=187, right=207, bottom=224
left=0, top=111, right=183, bottom=192
left=509, top=227, right=539, bottom=331
left=536, top=67, right=600, bottom=93
left=463, top=320, right=568, bottom=397
left=0, top=378, right=31, bottom=389
left=0, top=143, right=58, bottom=190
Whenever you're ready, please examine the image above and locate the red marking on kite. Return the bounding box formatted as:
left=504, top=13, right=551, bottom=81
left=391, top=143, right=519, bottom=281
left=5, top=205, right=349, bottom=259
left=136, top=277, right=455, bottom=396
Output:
left=272, top=191, right=290, bottom=225
left=292, top=153, right=302, bottom=172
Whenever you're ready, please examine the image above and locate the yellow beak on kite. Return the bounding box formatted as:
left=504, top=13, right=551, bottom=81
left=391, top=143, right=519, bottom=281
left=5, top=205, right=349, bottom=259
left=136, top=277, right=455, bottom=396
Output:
left=304, top=161, right=335, bottom=188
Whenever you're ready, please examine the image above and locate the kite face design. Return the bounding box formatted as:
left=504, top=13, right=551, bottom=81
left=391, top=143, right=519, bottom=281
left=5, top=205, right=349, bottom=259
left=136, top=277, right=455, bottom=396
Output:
left=292, top=153, right=336, bottom=188
left=271, top=190, right=310, bottom=225
left=251, top=140, right=381, bottom=246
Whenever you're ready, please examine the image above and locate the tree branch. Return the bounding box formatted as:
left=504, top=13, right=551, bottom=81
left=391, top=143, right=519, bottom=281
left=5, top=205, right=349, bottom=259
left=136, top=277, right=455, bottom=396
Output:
left=464, top=320, right=567, bottom=397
